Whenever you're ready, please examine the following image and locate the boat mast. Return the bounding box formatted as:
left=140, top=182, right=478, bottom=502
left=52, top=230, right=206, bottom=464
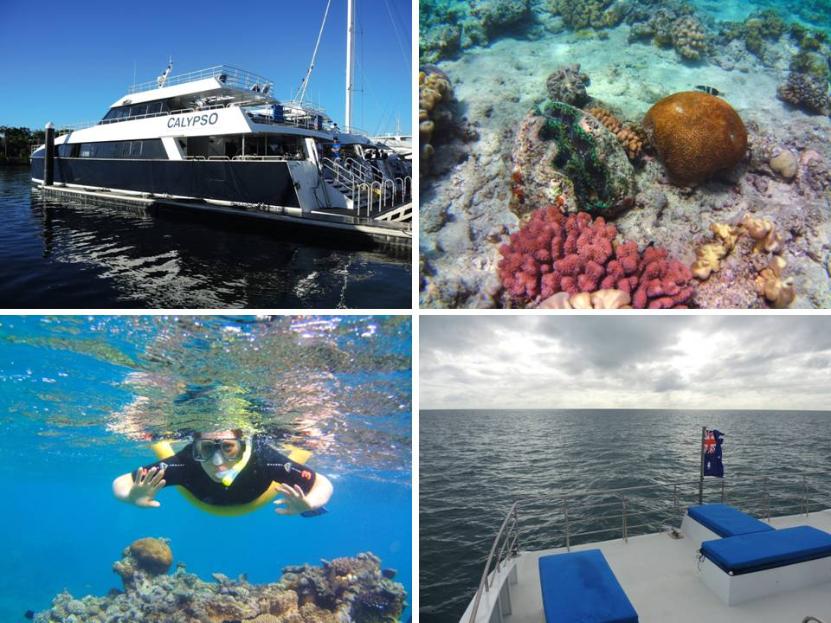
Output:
left=345, top=0, right=355, bottom=133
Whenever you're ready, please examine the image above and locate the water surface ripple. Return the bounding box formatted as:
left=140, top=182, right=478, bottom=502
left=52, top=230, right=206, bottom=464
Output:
left=0, top=167, right=410, bottom=308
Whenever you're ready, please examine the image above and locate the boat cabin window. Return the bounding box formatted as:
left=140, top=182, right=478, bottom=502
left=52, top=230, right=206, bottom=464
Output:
left=102, top=100, right=169, bottom=122
left=75, top=139, right=167, bottom=159
left=183, top=134, right=306, bottom=159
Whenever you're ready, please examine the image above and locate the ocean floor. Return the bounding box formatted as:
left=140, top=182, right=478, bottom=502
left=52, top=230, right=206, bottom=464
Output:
left=420, top=8, right=831, bottom=308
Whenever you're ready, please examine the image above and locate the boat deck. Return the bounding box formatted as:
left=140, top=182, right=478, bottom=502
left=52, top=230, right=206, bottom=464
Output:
left=501, top=510, right=831, bottom=623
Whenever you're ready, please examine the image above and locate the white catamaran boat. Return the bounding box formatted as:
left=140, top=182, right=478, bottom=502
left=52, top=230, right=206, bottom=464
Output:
left=463, top=476, right=831, bottom=623
left=31, top=1, right=411, bottom=243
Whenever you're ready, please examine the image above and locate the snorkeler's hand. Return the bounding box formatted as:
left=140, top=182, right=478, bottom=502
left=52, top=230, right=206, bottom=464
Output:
left=128, top=466, right=166, bottom=508
left=273, top=483, right=313, bottom=515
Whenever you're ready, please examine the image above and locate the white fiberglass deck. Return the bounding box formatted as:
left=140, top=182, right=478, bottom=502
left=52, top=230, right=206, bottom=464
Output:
left=484, top=509, right=831, bottom=623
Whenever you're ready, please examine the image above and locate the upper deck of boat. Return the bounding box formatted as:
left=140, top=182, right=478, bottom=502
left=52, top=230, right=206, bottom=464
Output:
left=477, top=509, right=831, bottom=623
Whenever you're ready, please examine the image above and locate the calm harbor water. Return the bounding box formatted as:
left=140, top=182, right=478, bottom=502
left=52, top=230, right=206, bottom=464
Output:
left=420, top=409, right=831, bottom=623
left=0, top=167, right=410, bottom=308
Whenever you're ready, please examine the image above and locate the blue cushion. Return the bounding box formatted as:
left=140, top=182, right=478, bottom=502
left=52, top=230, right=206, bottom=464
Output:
left=539, top=550, right=638, bottom=623
left=687, top=503, right=774, bottom=537
left=701, top=526, right=831, bottom=575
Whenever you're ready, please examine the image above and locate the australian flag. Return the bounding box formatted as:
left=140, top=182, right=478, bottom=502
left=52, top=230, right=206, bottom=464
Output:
left=703, top=429, right=724, bottom=478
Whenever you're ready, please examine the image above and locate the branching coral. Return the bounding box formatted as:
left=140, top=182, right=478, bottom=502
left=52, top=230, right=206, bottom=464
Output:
left=643, top=91, right=748, bottom=185
left=419, top=68, right=454, bottom=175
left=587, top=107, right=645, bottom=161
left=498, top=201, right=694, bottom=308
left=546, top=64, right=591, bottom=107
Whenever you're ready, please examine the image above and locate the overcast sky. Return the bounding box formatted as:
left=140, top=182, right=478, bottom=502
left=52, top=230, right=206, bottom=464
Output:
left=420, top=316, right=831, bottom=411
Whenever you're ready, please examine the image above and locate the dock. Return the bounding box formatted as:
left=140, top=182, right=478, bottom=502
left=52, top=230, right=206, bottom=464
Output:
left=33, top=184, right=411, bottom=251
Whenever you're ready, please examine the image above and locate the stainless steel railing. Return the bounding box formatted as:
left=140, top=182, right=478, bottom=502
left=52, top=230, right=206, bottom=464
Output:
left=127, top=65, right=273, bottom=95
left=469, top=502, right=519, bottom=623
left=468, top=475, right=826, bottom=623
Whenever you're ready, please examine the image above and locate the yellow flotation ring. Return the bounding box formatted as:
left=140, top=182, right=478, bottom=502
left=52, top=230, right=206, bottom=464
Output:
left=151, top=440, right=312, bottom=517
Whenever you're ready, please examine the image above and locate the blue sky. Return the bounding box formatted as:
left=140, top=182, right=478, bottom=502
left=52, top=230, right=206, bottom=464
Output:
left=0, top=0, right=412, bottom=134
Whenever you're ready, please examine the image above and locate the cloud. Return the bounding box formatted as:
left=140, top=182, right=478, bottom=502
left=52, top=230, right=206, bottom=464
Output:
left=420, top=316, right=831, bottom=411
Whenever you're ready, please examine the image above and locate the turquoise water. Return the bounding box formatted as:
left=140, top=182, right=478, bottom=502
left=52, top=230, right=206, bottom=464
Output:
left=0, top=316, right=411, bottom=621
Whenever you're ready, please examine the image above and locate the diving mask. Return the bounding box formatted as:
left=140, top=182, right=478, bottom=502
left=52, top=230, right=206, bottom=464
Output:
left=193, top=438, right=246, bottom=462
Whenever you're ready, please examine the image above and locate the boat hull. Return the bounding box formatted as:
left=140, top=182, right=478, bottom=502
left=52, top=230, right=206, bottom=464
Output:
left=31, top=157, right=300, bottom=207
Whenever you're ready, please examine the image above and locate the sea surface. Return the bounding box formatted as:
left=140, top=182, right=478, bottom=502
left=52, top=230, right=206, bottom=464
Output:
left=0, top=316, right=412, bottom=622
left=420, top=409, right=831, bottom=623
left=0, top=167, right=411, bottom=308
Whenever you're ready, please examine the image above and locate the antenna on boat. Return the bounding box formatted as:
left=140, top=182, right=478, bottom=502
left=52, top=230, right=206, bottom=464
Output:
left=157, top=57, right=173, bottom=88
left=345, top=0, right=355, bottom=133
left=297, top=0, right=332, bottom=105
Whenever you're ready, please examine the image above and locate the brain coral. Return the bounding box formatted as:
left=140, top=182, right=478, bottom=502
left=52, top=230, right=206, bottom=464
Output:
left=129, top=537, right=173, bottom=575
left=643, top=91, right=748, bottom=185
left=498, top=201, right=694, bottom=308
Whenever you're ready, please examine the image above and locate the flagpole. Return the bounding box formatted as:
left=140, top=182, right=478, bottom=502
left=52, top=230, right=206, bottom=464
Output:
left=699, top=426, right=706, bottom=505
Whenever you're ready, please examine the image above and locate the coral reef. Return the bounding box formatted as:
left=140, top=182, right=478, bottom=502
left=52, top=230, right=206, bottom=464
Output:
left=719, top=10, right=787, bottom=59
left=511, top=101, right=636, bottom=218
left=769, top=149, right=798, bottom=180
left=113, top=538, right=173, bottom=588
left=545, top=64, right=592, bottom=108
left=643, top=91, right=748, bottom=185
left=420, top=67, right=454, bottom=176
left=670, top=16, right=708, bottom=61
left=35, top=540, right=406, bottom=623
left=497, top=201, right=694, bottom=308
left=472, top=0, right=531, bottom=35
left=777, top=72, right=831, bottom=116
left=627, top=5, right=710, bottom=62
left=692, top=214, right=794, bottom=308
left=548, top=0, right=625, bottom=30
left=538, top=289, right=631, bottom=308
left=586, top=107, right=645, bottom=161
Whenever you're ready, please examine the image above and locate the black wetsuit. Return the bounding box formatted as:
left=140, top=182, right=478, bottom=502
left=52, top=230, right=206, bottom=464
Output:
left=136, top=436, right=317, bottom=506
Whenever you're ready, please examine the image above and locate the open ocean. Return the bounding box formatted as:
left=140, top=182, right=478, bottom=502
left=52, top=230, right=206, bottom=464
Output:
left=0, top=316, right=412, bottom=622
left=0, top=167, right=411, bottom=308
left=420, top=408, right=831, bottom=623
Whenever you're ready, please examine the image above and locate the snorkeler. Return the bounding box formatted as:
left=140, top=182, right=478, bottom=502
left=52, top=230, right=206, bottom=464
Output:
left=112, top=429, right=333, bottom=516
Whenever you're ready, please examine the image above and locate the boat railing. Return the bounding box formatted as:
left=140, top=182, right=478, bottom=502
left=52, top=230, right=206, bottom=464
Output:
left=127, top=65, right=273, bottom=95
left=553, top=474, right=822, bottom=551
left=468, top=502, right=519, bottom=623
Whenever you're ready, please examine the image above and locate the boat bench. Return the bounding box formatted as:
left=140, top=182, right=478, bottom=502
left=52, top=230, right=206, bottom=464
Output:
left=681, top=503, right=773, bottom=549
left=539, top=549, right=638, bottom=623
left=698, top=526, right=831, bottom=605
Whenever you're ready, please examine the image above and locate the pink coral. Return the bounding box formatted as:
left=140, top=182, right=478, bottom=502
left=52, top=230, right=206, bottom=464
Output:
left=498, top=205, right=694, bottom=308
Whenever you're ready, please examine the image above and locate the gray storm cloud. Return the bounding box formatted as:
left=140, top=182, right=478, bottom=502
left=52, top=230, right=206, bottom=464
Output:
left=420, top=316, right=831, bottom=411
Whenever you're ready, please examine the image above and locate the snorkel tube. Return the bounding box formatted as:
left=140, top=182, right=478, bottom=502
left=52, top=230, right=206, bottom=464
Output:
left=150, top=439, right=312, bottom=517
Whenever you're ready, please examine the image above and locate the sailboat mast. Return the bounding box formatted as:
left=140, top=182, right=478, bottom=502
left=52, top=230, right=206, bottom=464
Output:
left=345, top=0, right=355, bottom=133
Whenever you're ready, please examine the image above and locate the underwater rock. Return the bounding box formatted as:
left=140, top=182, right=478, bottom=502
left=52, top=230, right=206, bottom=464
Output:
left=36, top=541, right=406, bottom=623
left=643, top=91, right=748, bottom=185
left=777, top=72, right=831, bottom=116
left=497, top=201, right=694, bottom=308
left=545, top=64, right=591, bottom=108
left=511, top=101, right=636, bottom=218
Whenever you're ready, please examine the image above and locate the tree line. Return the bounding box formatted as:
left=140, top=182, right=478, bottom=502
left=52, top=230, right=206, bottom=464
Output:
left=0, top=126, right=46, bottom=164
